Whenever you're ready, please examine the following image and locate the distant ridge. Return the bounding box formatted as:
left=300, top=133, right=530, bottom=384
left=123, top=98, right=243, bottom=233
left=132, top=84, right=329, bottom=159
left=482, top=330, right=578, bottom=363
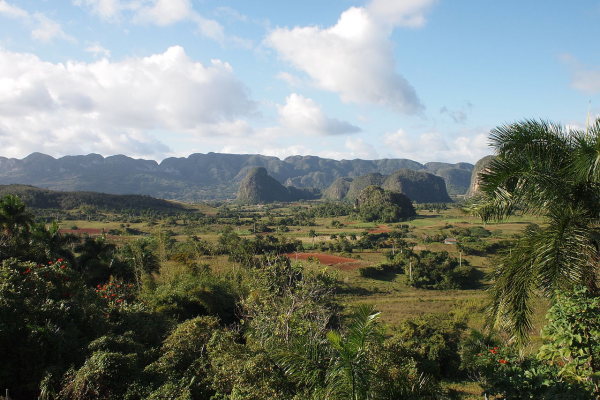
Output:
left=0, top=152, right=480, bottom=201
left=0, top=184, right=184, bottom=211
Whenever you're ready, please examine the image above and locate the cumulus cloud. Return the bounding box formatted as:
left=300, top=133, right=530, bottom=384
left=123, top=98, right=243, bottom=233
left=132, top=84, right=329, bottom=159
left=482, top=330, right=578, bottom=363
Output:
left=0, top=46, right=256, bottom=159
left=0, top=1, right=76, bottom=43
left=383, top=128, right=489, bottom=163
left=561, top=54, right=600, bottom=94
left=265, top=5, right=430, bottom=114
left=277, top=93, right=361, bottom=136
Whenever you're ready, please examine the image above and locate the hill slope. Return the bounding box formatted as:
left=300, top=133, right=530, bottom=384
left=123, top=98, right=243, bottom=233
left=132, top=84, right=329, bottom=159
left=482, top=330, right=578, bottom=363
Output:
left=324, top=169, right=453, bottom=203
left=0, top=184, right=185, bottom=211
left=0, top=152, right=478, bottom=201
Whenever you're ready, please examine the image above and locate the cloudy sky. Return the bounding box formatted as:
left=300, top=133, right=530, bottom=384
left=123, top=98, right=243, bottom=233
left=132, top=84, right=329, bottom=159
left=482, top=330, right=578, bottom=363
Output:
left=0, top=0, right=598, bottom=164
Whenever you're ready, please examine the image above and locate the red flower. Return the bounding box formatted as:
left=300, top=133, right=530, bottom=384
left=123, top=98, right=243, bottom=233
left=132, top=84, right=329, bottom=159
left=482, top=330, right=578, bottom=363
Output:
left=48, top=261, right=52, bottom=265
left=500, top=359, right=507, bottom=364
left=61, top=265, right=66, bottom=269
left=57, top=258, right=64, bottom=262
left=23, top=268, right=31, bottom=274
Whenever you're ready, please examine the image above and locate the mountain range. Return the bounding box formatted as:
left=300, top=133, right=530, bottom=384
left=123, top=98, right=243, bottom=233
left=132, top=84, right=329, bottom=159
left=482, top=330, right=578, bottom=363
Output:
left=0, top=152, right=479, bottom=202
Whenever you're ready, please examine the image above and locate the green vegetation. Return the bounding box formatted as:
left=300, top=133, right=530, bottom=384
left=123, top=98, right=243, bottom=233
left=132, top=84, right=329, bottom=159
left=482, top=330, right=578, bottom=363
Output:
left=4, top=116, right=600, bottom=400
left=356, top=185, right=416, bottom=223
left=467, top=118, right=600, bottom=344
left=0, top=153, right=471, bottom=201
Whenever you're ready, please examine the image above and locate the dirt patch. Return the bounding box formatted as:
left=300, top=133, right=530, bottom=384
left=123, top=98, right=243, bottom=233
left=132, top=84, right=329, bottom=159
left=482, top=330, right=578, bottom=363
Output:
left=368, top=225, right=391, bottom=233
left=284, top=252, right=364, bottom=270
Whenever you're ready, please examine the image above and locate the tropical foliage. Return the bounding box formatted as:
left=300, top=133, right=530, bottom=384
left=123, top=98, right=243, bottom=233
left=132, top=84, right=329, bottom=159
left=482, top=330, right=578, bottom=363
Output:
left=467, top=118, right=600, bottom=341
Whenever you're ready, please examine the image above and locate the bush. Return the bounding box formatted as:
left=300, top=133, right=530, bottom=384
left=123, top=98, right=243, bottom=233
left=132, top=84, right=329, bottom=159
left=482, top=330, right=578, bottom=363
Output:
left=358, top=262, right=396, bottom=279
left=405, top=250, right=479, bottom=290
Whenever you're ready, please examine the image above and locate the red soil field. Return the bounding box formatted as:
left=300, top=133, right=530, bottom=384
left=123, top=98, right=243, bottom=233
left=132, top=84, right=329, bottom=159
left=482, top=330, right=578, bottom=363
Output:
left=284, top=252, right=364, bottom=271
left=368, top=225, right=391, bottom=233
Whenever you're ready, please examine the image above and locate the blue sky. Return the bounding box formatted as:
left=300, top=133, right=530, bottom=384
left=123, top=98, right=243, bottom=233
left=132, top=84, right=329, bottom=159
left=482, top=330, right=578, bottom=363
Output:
left=0, top=0, right=598, bottom=164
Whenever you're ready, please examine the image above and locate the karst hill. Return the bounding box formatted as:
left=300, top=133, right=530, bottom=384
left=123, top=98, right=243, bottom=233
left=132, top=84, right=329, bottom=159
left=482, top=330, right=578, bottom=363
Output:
left=0, top=152, right=489, bottom=202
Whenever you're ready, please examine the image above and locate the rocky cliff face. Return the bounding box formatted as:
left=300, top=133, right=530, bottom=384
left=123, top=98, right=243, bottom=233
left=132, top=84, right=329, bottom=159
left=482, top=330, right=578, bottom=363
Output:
left=466, top=155, right=496, bottom=197
left=236, top=167, right=292, bottom=204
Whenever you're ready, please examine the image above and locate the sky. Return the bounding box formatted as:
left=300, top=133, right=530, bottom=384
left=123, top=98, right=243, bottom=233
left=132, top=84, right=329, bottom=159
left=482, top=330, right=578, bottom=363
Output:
left=0, top=0, right=599, bottom=164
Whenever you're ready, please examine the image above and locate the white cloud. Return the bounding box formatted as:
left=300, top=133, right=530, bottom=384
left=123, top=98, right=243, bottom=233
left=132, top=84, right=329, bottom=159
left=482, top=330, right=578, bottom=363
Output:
left=366, top=0, right=437, bottom=28
left=71, top=0, right=133, bottom=21
left=440, top=102, right=472, bottom=124
left=277, top=93, right=361, bottom=136
left=0, top=46, right=256, bottom=159
left=561, top=54, right=600, bottom=94
left=31, top=13, right=77, bottom=43
left=214, top=6, right=247, bottom=23
left=345, top=137, right=378, bottom=159
left=383, top=129, right=489, bottom=163
left=0, top=1, right=75, bottom=43
left=264, top=6, right=426, bottom=114
left=256, top=145, right=313, bottom=159
left=0, top=0, right=29, bottom=19
left=85, top=43, right=111, bottom=58
left=222, top=138, right=379, bottom=161
left=134, top=0, right=192, bottom=26
left=73, top=0, right=250, bottom=47
left=276, top=71, right=304, bottom=87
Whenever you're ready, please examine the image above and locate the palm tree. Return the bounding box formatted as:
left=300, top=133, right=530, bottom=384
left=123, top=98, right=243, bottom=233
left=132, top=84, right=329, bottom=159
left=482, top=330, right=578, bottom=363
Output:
left=276, top=304, right=381, bottom=400
left=29, top=220, right=79, bottom=265
left=75, top=235, right=117, bottom=285
left=466, top=118, right=600, bottom=342
left=325, top=304, right=381, bottom=400
left=308, top=229, right=317, bottom=249
left=0, top=194, right=34, bottom=236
